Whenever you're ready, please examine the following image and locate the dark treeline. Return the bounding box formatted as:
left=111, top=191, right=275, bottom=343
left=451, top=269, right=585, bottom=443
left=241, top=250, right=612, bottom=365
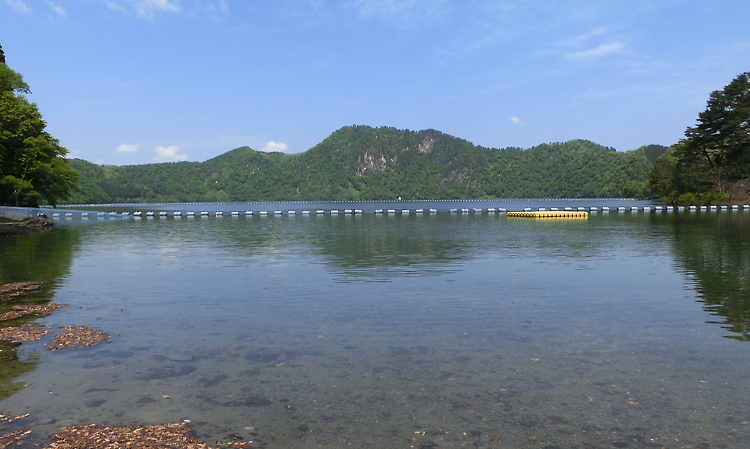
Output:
left=649, top=71, right=750, bottom=205
left=67, top=126, right=663, bottom=203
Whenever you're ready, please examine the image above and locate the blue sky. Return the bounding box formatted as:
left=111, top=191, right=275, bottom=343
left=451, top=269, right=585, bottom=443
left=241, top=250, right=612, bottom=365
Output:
left=2, top=0, right=749, bottom=165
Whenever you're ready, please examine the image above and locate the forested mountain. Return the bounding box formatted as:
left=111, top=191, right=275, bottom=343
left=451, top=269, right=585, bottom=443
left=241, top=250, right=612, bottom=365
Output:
left=66, top=126, right=662, bottom=203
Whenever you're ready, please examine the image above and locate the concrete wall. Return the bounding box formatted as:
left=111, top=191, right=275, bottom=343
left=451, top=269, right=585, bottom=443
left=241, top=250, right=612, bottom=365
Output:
left=0, top=206, right=52, bottom=221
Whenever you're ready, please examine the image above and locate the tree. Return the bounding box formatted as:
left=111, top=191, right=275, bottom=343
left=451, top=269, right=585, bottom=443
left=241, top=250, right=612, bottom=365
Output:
left=0, top=45, right=77, bottom=207
left=683, top=72, right=750, bottom=190
left=649, top=71, right=750, bottom=203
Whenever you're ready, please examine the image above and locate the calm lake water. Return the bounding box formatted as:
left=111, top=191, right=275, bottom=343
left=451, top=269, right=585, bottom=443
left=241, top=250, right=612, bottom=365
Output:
left=1, top=200, right=750, bottom=449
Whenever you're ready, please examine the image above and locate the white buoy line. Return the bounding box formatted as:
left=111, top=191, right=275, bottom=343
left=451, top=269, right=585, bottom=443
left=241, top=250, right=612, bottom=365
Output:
left=46, top=203, right=750, bottom=221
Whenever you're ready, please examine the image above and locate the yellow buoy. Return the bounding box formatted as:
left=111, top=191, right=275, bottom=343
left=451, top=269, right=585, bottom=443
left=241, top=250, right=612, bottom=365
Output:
left=506, top=211, right=588, bottom=219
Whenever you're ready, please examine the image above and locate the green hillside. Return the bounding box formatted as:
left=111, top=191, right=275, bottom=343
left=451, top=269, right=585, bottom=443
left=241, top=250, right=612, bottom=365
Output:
left=66, top=126, right=662, bottom=203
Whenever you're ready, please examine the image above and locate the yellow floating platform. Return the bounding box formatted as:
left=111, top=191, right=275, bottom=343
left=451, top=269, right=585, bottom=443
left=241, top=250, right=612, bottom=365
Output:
left=507, top=211, right=589, bottom=219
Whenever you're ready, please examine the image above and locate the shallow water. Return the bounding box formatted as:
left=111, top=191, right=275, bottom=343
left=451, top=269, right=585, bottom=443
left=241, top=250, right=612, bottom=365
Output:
left=1, top=202, right=750, bottom=448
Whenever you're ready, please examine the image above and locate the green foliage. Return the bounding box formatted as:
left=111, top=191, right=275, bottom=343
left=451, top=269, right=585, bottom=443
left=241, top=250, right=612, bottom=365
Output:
left=0, top=60, right=77, bottom=207
left=650, top=71, right=750, bottom=203
left=69, top=126, right=656, bottom=203
left=641, top=144, right=668, bottom=164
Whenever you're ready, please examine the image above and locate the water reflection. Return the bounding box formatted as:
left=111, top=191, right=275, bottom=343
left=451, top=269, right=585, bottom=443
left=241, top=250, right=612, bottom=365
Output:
left=3, top=209, right=750, bottom=448
left=667, top=212, right=750, bottom=340
left=0, top=226, right=81, bottom=399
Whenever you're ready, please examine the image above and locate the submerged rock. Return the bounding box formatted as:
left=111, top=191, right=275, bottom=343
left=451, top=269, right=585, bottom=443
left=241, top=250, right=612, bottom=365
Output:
left=24, top=214, right=54, bottom=228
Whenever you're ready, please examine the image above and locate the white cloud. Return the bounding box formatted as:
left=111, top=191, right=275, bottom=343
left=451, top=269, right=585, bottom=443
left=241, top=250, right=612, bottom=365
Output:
left=262, top=141, right=288, bottom=153
left=565, top=27, right=608, bottom=46
left=104, top=0, right=126, bottom=13
left=117, top=143, right=141, bottom=153
left=510, top=116, right=524, bottom=125
left=46, top=1, right=65, bottom=15
left=204, top=0, right=227, bottom=15
left=563, top=42, right=625, bottom=61
left=346, top=0, right=418, bottom=17
left=344, top=0, right=450, bottom=24
left=153, top=145, right=188, bottom=161
left=105, top=0, right=181, bottom=19
left=4, top=0, right=31, bottom=13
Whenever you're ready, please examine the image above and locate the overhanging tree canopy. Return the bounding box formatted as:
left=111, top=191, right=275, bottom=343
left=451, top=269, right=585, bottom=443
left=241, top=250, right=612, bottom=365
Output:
left=649, top=71, right=750, bottom=203
left=0, top=44, right=77, bottom=207
left=678, top=72, right=750, bottom=189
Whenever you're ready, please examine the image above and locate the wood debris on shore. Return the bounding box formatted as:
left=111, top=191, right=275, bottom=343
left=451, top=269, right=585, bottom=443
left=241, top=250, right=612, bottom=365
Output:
left=0, top=412, right=31, bottom=449
left=0, top=326, right=49, bottom=344
left=0, top=304, right=68, bottom=322
left=47, top=325, right=110, bottom=351
left=0, top=282, right=41, bottom=301
left=44, top=421, right=251, bottom=449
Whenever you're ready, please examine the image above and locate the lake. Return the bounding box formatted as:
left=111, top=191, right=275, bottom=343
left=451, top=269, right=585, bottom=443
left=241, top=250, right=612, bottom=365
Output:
left=1, top=200, right=749, bottom=449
